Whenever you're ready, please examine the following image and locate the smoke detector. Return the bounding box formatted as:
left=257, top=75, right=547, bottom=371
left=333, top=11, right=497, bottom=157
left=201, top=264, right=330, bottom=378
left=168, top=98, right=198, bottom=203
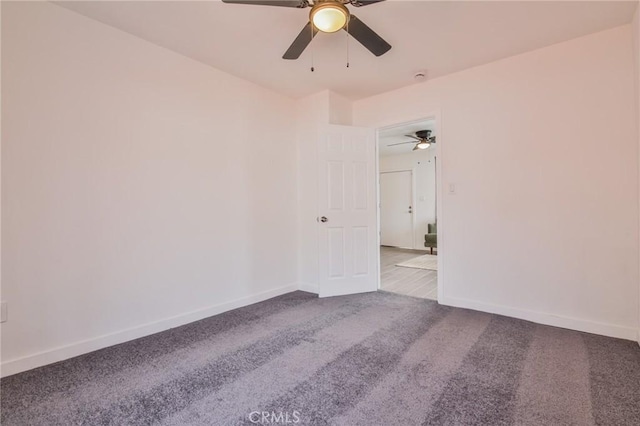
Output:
left=414, top=71, right=427, bottom=82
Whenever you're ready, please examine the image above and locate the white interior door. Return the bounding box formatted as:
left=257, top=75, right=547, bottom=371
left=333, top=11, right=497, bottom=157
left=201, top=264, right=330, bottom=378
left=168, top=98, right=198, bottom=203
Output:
left=318, top=125, right=377, bottom=298
left=380, top=171, right=414, bottom=248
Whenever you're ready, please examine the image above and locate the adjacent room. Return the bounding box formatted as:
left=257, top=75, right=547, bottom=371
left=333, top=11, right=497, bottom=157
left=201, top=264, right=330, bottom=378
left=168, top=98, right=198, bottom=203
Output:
left=378, top=119, right=438, bottom=300
left=2, top=1, right=640, bottom=425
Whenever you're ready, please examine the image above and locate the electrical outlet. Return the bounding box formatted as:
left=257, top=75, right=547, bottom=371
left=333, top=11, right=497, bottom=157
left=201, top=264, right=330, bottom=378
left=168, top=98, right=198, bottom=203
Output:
left=1, top=302, right=7, bottom=323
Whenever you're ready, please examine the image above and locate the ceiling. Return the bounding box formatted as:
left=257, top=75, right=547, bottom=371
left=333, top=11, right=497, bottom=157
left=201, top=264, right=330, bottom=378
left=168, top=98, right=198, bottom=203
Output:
left=378, top=119, right=435, bottom=157
left=56, top=1, right=638, bottom=100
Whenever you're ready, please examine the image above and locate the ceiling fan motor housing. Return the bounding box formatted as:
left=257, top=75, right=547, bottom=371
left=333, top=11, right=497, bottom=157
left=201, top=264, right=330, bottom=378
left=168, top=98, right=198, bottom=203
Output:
left=416, top=130, right=432, bottom=139
left=310, top=1, right=350, bottom=33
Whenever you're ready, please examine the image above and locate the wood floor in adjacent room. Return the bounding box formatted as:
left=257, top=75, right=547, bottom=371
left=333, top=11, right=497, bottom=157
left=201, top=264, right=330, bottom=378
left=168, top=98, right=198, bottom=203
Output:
left=380, top=246, right=437, bottom=300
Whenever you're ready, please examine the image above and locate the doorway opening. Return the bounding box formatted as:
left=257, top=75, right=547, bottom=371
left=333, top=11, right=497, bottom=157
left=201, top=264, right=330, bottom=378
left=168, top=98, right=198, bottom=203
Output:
left=377, top=118, right=438, bottom=300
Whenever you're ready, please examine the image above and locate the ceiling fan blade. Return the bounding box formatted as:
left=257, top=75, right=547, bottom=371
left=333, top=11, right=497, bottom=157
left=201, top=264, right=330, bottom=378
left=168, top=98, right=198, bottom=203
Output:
left=345, top=15, right=391, bottom=57
left=222, top=0, right=308, bottom=7
left=351, top=0, right=386, bottom=6
left=283, top=22, right=318, bottom=60
left=387, top=141, right=416, bottom=147
left=404, top=134, right=421, bottom=141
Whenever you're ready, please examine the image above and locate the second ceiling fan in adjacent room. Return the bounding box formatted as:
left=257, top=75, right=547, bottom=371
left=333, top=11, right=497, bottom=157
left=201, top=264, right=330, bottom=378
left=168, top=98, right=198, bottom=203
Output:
left=221, top=0, right=391, bottom=59
left=387, top=130, right=436, bottom=151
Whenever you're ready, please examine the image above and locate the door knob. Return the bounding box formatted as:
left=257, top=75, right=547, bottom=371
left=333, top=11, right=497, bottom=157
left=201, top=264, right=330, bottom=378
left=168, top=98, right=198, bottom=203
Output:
left=320, top=216, right=328, bottom=223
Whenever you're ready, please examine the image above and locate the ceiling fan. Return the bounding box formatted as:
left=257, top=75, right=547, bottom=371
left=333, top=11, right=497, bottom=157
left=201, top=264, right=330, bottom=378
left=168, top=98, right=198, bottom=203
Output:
left=387, top=130, right=436, bottom=151
left=221, top=0, right=391, bottom=60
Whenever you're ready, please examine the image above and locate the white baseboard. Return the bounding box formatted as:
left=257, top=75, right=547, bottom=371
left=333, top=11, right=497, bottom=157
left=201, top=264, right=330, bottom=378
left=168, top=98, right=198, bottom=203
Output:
left=298, top=282, right=319, bottom=294
left=439, top=295, right=638, bottom=341
left=1, top=283, right=299, bottom=378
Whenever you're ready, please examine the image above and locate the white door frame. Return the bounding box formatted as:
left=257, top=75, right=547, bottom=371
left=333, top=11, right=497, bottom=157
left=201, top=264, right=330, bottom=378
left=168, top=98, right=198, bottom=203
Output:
left=374, top=113, right=444, bottom=302
left=378, top=168, right=417, bottom=249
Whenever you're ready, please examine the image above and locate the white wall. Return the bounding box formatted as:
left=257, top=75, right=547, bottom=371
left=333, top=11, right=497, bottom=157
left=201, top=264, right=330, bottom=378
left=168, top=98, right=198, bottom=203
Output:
left=1, top=2, right=298, bottom=376
left=379, top=149, right=436, bottom=250
left=0, top=1, right=3, bottom=361
left=633, top=3, right=640, bottom=344
left=354, top=26, right=639, bottom=340
left=328, top=91, right=353, bottom=126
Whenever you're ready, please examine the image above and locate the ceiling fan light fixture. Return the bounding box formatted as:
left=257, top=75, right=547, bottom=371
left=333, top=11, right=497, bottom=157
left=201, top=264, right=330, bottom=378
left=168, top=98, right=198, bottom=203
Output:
left=310, top=2, right=349, bottom=33
left=416, top=141, right=430, bottom=150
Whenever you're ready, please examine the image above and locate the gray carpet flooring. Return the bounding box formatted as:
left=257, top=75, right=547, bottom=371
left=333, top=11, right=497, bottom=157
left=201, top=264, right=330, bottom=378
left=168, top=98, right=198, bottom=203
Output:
left=2, top=291, right=639, bottom=425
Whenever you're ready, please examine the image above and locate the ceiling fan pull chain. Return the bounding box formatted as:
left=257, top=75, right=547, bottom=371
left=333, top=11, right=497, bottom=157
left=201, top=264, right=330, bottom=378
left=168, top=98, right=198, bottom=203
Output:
left=346, top=19, right=350, bottom=68
left=310, top=22, right=315, bottom=72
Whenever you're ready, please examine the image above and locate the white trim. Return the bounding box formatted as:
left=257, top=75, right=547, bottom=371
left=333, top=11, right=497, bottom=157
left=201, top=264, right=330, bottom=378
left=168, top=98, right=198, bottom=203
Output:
left=1, top=283, right=299, bottom=378
left=433, top=112, right=444, bottom=303
left=298, top=282, right=319, bottom=294
left=411, top=167, right=418, bottom=250
left=374, top=140, right=382, bottom=291
left=440, top=295, right=638, bottom=341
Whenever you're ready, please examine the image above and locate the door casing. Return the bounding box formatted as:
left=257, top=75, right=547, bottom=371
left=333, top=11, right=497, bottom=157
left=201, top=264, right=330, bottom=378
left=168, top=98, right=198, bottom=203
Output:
left=374, top=113, right=443, bottom=302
